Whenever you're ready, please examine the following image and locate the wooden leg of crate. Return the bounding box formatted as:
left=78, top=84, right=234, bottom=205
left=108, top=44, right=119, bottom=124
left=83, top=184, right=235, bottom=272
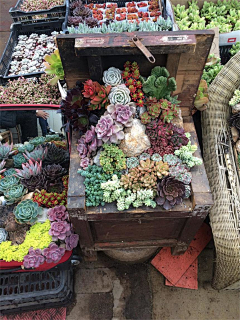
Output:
left=82, top=248, right=98, bottom=262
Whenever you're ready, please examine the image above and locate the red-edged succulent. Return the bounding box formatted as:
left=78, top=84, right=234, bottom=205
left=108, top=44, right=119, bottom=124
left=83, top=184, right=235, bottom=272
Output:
left=82, top=80, right=111, bottom=110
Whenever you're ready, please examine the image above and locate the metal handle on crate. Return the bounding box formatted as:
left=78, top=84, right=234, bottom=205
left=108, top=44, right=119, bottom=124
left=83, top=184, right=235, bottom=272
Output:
left=131, top=36, right=156, bottom=64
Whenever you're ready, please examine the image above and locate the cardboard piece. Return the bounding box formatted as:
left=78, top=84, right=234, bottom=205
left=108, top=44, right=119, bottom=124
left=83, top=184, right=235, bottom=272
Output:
left=209, top=27, right=220, bottom=58
left=151, top=223, right=212, bottom=285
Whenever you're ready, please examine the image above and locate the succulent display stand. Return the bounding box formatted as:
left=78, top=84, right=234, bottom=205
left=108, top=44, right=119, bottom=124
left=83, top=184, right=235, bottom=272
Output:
left=57, top=30, right=214, bottom=260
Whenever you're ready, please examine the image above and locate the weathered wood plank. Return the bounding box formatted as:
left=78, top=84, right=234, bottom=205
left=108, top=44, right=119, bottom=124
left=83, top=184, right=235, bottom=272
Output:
left=166, top=53, right=181, bottom=79
left=94, top=239, right=177, bottom=249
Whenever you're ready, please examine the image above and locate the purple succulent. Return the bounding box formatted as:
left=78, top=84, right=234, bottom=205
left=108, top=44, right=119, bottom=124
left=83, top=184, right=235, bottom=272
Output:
left=42, top=243, right=65, bottom=263
left=65, top=233, right=79, bottom=251
left=80, top=157, right=90, bottom=169
left=88, top=138, right=98, bottom=153
left=95, top=114, right=124, bottom=144
left=23, top=248, right=45, bottom=269
left=106, top=103, right=136, bottom=127
left=85, top=126, right=96, bottom=143
left=77, top=140, right=88, bottom=159
left=49, top=221, right=71, bottom=241
left=47, top=205, right=69, bottom=222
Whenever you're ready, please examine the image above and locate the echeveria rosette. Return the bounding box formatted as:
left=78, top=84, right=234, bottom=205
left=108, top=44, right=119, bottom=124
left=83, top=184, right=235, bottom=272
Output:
left=4, top=184, right=27, bottom=205
left=0, top=175, right=19, bottom=193
left=47, top=205, right=69, bottom=222
left=109, top=85, right=131, bottom=105
left=156, top=176, right=186, bottom=210
left=80, top=157, right=91, bottom=169
left=77, top=141, right=88, bottom=159
left=14, top=199, right=40, bottom=224
left=21, top=174, right=46, bottom=192
left=65, top=233, right=79, bottom=251
left=43, top=243, right=65, bottom=263
left=82, top=80, right=111, bottom=110
left=103, top=67, right=123, bottom=87
left=23, top=248, right=45, bottom=269
left=105, top=103, right=136, bottom=127
left=0, top=228, right=8, bottom=243
left=95, top=115, right=124, bottom=144
left=49, top=221, right=71, bottom=241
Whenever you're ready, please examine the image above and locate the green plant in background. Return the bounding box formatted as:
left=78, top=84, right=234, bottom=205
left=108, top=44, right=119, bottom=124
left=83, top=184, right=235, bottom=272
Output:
left=229, top=89, right=240, bottom=107
left=4, top=184, right=27, bottom=205
left=44, top=49, right=65, bottom=85
left=29, top=136, right=46, bottom=146
left=0, top=176, right=19, bottom=193
left=0, top=142, right=14, bottom=161
left=202, top=54, right=223, bottom=86
left=230, top=42, right=240, bottom=57
left=18, top=143, right=35, bottom=153
left=100, top=144, right=126, bottom=174
left=14, top=199, right=41, bottom=224
left=13, top=153, right=27, bottom=168
left=194, top=79, right=209, bottom=111
left=45, top=134, right=61, bottom=142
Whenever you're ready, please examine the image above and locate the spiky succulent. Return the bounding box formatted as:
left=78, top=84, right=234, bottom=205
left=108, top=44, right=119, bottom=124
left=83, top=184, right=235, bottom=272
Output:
left=24, top=146, right=48, bottom=162
left=14, top=199, right=40, bottom=224
left=0, top=142, right=14, bottom=160
left=4, top=184, right=27, bottom=205
left=0, top=175, right=19, bottom=193
left=29, top=136, right=46, bottom=146
left=156, top=176, right=186, bottom=210
left=21, top=174, right=46, bottom=192
left=13, top=153, right=27, bottom=168
left=43, top=144, right=70, bottom=168
left=14, top=160, right=42, bottom=179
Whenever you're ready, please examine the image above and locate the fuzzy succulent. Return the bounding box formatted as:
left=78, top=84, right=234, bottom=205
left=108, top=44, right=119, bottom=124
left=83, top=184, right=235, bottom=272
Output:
left=13, top=153, right=27, bottom=168
left=126, top=157, right=139, bottom=169
left=65, top=233, right=79, bottom=251
left=14, top=199, right=40, bottom=224
left=0, top=175, right=19, bottom=193
left=47, top=205, right=69, bottom=222
left=23, top=248, right=45, bottom=269
left=109, top=84, right=131, bottom=105
left=43, top=144, right=70, bottom=168
left=49, top=221, right=71, bottom=241
left=21, top=174, right=46, bottom=192
left=100, top=144, right=126, bottom=174
left=82, top=80, right=111, bottom=110
left=0, top=228, right=8, bottom=243
left=156, top=176, right=186, bottom=210
left=0, top=142, right=14, bottom=160
left=42, top=243, right=65, bottom=263
left=4, top=184, right=27, bottom=205
left=169, top=164, right=192, bottom=185
left=14, top=160, right=42, bottom=179
left=24, top=146, right=48, bottom=162
left=105, top=103, right=136, bottom=127
left=103, top=67, right=123, bottom=86
left=95, top=115, right=124, bottom=144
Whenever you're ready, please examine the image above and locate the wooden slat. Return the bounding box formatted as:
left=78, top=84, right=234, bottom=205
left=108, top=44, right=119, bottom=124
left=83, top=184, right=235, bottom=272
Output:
left=94, top=238, right=177, bottom=249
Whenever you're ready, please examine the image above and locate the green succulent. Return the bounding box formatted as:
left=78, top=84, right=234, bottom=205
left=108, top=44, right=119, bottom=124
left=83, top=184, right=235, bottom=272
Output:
left=29, top=136, right=46, bottom=146
left=229, top=89, right=240, bottom=107
left=126, top=157, right=139, bottom=169
left=4, top=184, right=27, bottom=205
left=100, top=144, right=126, bottom=175
left=45, top=134, right=61, bottom=142
left=3, top=168, right=17, bottom=177
left=13, top=199, right=40, bottom=224
left=13, top=153, right=27, bottom=168
left=18, top=143, right=35, bottom=153
left=44, top=49, right=65, bottom=86
left=24, top=146, right=48, bottom=162
left=0, top=175, right=19, bottom=193
left=230, top=42, right=240, bottom=57
left=0, top=142, right=14, bottom=160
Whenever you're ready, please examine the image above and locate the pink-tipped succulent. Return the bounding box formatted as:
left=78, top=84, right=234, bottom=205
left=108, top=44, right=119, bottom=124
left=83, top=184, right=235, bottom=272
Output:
left=47, top=205, right=69, bottom=222
left=65, top=233, right=79, bottom=251
left=0, top=160, right=6, bottom=175
left=49, top=221, right=71, bottom=241
left=42, top=243, right=65, bottom=263
left=0, top=142, right=14, bottom=160
left=24, top=146, right=48, bottom=162
left=105, top=103, right=136, bottom=127
left=95, top=114, right=124, bottom=144
left=14, top=159, right=42, bottom=179
left=23, top=248, right=45, bottom=269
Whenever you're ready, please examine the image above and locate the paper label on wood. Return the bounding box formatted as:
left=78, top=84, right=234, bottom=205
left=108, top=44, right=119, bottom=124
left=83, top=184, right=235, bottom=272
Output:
left=75, top=38, right=105, bottom=48
left=161, top=35, right=194, bottom=43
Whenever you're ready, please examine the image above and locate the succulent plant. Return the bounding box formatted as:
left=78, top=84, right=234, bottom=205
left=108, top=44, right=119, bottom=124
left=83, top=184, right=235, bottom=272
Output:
left=44, top=180, right=64, bottom=194
left=13, top=153, right=27, bottom=168
left=184, top=185, right=191, bottom=199
left=229, top=89, right=240, bottom=108
left=14, top=199, right=40, bottom=224
left=23, top=248, right=45, bottom=269
left=95, top=115, right=124, bottom=144
left=45, top=134, right=61, bottom=142
left=156, top=176, right=186, bottom=210
left=140, top=112, right=152, bottom=124
left=18, top=143, right=35, bottom=153
left=100, top=144, right=126, bottom=174
left=43, top=49, right=64, bottom=86
left=49, top=221, right=71, bottom=241
left=155, top=161, right=169, bottom=179
left=163, top=154, right=182, bottom=166
left=139, top=153, right=151, bottom=161
left=15, top=160, right=42, bottom=179
left=82, top=80, right=111, bottom=110
left=0, top=175, right=19, bottom=193
left=0, top=228, right=8, bottom=243
left=0, top=160, right=6, bottom=175
left=65, top=233, right=79, bottom=251
left=105, top=103, right=136, bottom=127
left=126, top=157, right=139, bottom=169
left=47, top=205, right=69, bottom=222
left=4, top=184, right=27, bottom=205
left=103, top=67, right=123, bottom=87
left=33, top=187, right=68, bottom=208
left=141, top=66, right=177, bottom=100
left=43, top=144, right=70, bottom=168
left=109, top=84, right=131, bottom=105
left=21, top=174, right=46, bottom=192
left=24, top=146, right=48, bottom=162
left=29, top=136, right=46, bottom=146
left=151, top=153, right=162, bottom=162
left=147, top=97, right=161, bottom=118
left=160, top=99, right=179, bottom=123
left=42, top=243, right=65, bottom=263
left=3, top=168, right=17, bottom=177
left=169, top=164, right=192, bottom=185
left=42, top=164, right=67, bottom=182
left=0, top=142, right=14, bottom=160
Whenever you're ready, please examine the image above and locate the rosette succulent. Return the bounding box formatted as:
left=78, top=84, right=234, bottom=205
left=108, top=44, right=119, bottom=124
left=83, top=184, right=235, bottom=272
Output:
left=0, top=175, right=19, bottom=193
left=126, top=157, right=139, bottom=169
left=4, top=184, right=27, bottom=204
left=13, top=153, right=27, bottom=168
left=24, top=146, right=48, bottom=162
left=109, top=85, right=131, bottom=105
left=3, top=168, right=16, bottom=177
left=0, top=142, right=14, bottom=160
left=103, top=67, right=123, bottom=86
left=95, top=114, right=124, bottom=144
left=151, top=153, right=162, bottom=162
left=47, top=205, right=69, bottom=222
left=0, top=228, right=8, bottom=243
left=42, top=164, right=67, bottom=181
left=23, top=248, right=45, bottom=269
left=14, top=160, right=42, bottom=179
left=49, top=221, right=71, bottom=241
left=42, top=243, right=65, bottom=263
left=18, top=143, right=35, bottom=153
left=169, top=164, right=192, bottom=185
left=82, top=80, right=111, bottom=110
left=43, top=144, right=70, bottom=168
left=105, top=103, right=136, bottom=127
left=29, top=136, right=46, bottom=146
left=65, top=233, right=79, bottom=251
left=21, top=174, right=46, bottom=192
left=14, top=199, right=41, bottom=224
left=156, top=176, right=186, bottom=210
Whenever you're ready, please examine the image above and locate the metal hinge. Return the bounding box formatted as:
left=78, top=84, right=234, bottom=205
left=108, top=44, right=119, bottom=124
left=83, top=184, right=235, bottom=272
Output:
left=132, top=36, right=156, bottom=64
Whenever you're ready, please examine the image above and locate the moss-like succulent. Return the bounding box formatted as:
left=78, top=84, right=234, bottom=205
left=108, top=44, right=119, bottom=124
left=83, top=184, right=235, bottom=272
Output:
left=13, top=153, right=27, bottom=168
left=14, top=199, right=41, bottom=224
left=100, top=144, right=126, bottom=174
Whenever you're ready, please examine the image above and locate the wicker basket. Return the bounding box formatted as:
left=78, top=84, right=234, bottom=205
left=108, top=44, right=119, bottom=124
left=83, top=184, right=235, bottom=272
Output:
left=201, top=51, right=240, bottom=290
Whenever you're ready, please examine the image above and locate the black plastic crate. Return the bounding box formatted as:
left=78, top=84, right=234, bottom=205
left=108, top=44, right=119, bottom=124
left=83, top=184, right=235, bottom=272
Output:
left=0, top=259, right=73, bottom=315
left=220, top=45, right=232, bottom=65
left=0, top=21, right=63, bottom=86
left=9, top=0, right=69, bottom=25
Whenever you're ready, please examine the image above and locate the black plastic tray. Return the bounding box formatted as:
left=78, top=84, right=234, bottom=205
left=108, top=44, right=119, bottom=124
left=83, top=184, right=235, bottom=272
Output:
left=0, top=258, right=73, bottom=315
left=219, top=45, right=232, bottom=65
left=0, top=21, right=63, bottom=85
left=9, top=0, right=69, bottom=25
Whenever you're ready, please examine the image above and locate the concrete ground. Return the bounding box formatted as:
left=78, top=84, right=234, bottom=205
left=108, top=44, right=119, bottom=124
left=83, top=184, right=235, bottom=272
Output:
left=67, top=246, right=240, bottom=320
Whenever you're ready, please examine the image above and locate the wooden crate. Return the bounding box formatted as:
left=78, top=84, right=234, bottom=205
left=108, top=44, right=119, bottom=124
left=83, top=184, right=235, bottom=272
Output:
left=57, top=30, right=214, bottom=260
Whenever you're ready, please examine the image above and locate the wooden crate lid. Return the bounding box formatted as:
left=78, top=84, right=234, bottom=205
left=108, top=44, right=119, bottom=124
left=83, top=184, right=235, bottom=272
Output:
left=57, top=30, right=214, bottom=116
